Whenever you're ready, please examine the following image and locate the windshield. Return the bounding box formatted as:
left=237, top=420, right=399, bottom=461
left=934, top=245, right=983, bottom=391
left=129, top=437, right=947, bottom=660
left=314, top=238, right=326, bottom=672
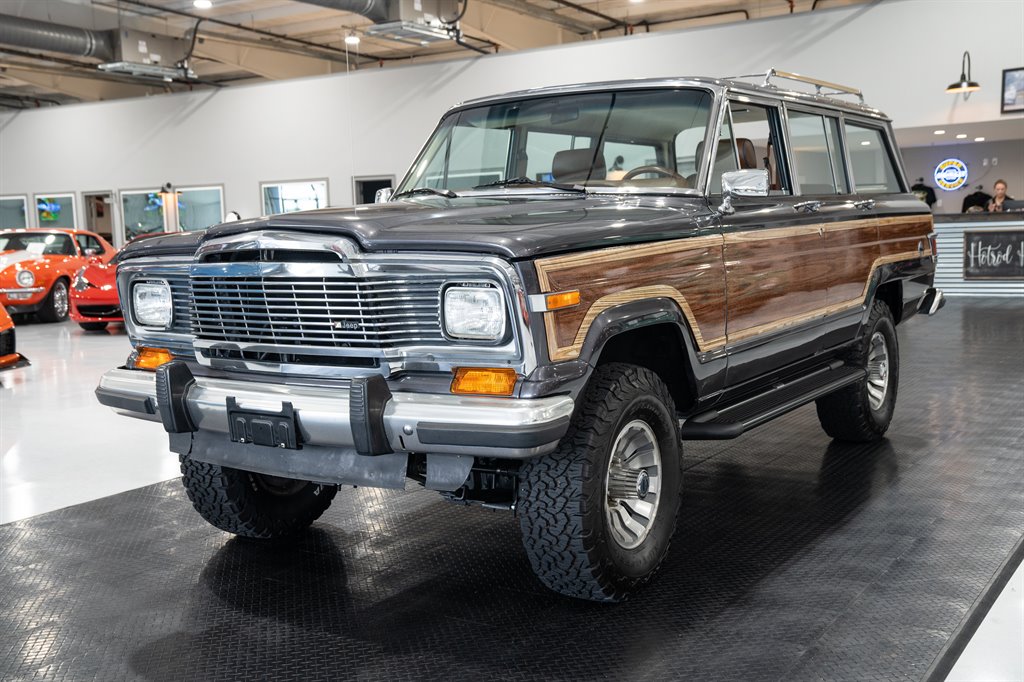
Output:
left=0, top=232, right=77, bottom=256
left=396, top=88, right=714, bottom=196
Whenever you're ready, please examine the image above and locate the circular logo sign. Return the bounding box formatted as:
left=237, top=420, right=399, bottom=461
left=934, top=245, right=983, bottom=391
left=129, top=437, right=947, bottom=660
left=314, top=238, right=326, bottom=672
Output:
left=934, top=158, right=969, bottom=191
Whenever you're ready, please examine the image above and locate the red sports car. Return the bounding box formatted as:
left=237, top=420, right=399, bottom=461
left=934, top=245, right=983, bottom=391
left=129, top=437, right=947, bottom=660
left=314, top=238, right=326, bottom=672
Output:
left=0, top=305, right=29, bottom=371
left=71, top=258, right=121, bottom=331
left=0, top=229, right=116, bottom=323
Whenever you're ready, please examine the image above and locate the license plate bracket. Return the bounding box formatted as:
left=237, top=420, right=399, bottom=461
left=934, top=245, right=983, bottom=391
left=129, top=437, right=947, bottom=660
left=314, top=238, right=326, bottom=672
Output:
left=226, top=397, right=300, bottom=449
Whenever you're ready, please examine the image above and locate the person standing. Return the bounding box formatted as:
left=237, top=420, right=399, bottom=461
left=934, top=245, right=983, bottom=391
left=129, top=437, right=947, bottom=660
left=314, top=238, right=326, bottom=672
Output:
left=987, top=179, right=1012, bottom=212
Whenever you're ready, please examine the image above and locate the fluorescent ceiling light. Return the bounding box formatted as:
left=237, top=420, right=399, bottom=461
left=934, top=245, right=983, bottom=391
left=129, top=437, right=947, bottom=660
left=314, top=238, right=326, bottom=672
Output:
left=860, top=140, right=870, bottom=146
left=956, top=134, right=967, bottom=139
left=193, top=0, right=212, bottom=9
left=975, top=137, right=986, bottom=142
left=933, top=130, right=945, bottom=135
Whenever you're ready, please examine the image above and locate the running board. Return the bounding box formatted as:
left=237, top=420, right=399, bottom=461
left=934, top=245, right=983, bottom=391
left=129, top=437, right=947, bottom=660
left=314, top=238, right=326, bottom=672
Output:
left=679, top=362, right=866, bottom=440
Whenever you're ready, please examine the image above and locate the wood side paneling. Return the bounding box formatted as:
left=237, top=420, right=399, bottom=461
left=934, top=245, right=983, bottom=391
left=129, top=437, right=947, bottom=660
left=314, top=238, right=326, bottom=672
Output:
left=534, top=215, right=932, bottom=362
left=824, top=220, right=880, bottom=305
left=723, top=228, right=829, bottom=342
left=538, top=236, right=726, bottom=361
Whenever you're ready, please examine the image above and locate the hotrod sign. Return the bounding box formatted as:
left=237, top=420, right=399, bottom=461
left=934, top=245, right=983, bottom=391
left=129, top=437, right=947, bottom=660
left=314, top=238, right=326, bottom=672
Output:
left=963, top=230, right=1024, bottom=280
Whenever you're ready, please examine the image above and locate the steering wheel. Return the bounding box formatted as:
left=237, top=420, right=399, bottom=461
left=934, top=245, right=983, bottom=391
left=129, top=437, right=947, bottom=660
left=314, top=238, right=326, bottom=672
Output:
left=621, top=165, right=687, bottom=183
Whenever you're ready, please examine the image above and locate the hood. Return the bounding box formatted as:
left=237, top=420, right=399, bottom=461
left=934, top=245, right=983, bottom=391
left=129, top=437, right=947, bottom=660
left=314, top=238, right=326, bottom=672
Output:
left=206, top=195, right=713, bottom=261
left=0, top=249, right=45, bottom=271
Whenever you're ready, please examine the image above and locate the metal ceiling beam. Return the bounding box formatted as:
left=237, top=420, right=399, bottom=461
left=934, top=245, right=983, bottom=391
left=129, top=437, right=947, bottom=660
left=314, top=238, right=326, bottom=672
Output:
left=193, top=36, right=339, bottom=80
left=0, top=63, right=161, bottom=101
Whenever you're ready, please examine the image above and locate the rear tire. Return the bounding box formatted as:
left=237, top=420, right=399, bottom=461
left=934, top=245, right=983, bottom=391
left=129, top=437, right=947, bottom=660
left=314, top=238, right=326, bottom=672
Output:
left=816, top=299, right=899, bottom=442
left=518, top=363, right=682, bottom=602
left=179, top=455, right=337, bottom=539
left=37, top=279, right=69, bottom=323
left=78, top=321, right=108, bottom=331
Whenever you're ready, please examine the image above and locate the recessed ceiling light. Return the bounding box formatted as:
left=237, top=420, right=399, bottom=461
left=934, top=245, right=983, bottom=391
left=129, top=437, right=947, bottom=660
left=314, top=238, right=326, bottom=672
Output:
left=629, top=0, right=644, bottom=4
left=975, top=137, right=986, bottom=142
left=956, top=134, right=967, bottom=139
left=933, top=130, right=945, bottom=135
left=193, top=0, right=212, bottom=9
left=860, top=140, right=870, bottom=146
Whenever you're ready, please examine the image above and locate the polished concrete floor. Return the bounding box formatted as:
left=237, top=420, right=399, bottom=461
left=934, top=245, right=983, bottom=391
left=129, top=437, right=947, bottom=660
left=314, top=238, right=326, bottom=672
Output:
left=0, top=301, right=1022, bottom=680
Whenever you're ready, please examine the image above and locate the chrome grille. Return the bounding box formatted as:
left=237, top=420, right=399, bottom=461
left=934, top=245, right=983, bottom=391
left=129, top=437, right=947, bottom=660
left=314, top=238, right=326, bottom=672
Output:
left=190, top=276, right=446, bottom=348
left=166, top=275, right=193, bottom=335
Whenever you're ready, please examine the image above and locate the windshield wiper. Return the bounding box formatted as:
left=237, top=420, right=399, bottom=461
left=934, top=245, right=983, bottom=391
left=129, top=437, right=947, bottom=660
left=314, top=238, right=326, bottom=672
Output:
left=392, top=187, right=458, bottom=199
left=473, top=177, right=587, bottom=193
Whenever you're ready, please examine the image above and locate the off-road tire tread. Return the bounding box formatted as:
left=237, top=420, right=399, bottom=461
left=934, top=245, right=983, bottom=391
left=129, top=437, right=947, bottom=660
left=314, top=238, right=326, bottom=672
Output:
left=815, top=300, right=898, bottom=442
left=179, top=455, right=336, bottom=539
left=518, top=363, right=681, bottom=602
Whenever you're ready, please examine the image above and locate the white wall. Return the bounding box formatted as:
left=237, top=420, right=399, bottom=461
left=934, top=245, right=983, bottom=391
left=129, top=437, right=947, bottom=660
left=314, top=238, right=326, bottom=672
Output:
left=1, top=0, right=1021, bottom=238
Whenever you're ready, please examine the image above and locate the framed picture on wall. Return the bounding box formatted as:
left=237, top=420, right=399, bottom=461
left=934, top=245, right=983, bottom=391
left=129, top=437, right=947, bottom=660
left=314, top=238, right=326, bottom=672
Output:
left=1002, top=67, right=1024, bottom=113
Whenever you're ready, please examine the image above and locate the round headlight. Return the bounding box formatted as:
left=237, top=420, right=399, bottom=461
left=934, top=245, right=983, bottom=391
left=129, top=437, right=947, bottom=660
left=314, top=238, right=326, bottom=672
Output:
left=443, top=283, right=506, bottom=341
left=132, top=281, right=173, bottom=328
left=16, top=269, right=35, bottom=288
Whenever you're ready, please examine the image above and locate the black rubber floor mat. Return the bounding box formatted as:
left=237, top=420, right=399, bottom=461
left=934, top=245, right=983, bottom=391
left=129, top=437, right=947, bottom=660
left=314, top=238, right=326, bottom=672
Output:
left=2, top=299, right=1022, bottom=681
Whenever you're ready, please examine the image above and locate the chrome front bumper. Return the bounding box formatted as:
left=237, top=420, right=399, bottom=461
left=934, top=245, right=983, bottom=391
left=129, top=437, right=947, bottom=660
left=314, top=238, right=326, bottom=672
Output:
left=96, top=367, right=574, bottom=461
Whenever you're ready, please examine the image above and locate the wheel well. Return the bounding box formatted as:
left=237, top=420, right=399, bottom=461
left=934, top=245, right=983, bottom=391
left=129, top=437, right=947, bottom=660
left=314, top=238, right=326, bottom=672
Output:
left=875, top=280, right=903, bottom=325
left=594, top=324, right=696, bottom=412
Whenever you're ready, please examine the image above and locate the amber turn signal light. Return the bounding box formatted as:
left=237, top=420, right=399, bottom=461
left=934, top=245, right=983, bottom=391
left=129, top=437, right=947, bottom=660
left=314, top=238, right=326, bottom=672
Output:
left=134, top=346, right=174, bottom=370
left=451, top=367, right=518, bottom=396
left=545, top=290, right=581, bottom=310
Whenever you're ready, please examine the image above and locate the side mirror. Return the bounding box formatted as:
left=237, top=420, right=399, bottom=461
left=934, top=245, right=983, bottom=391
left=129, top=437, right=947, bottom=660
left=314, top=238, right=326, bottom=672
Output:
left=717, top=169, right=770, bottom=215
left=84, top=248, right=98, bottom=257
left=375, top=187, right=393, bottom=204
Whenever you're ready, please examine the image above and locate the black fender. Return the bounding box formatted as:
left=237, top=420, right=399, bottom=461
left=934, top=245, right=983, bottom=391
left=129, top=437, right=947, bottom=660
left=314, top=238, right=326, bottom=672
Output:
left=519, top=297, right=726, bottom=411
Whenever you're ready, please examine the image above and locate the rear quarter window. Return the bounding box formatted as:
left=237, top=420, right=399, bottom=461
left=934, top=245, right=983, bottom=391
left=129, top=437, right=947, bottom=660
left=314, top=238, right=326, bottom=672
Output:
left=844, top=122, right=903, bottom=194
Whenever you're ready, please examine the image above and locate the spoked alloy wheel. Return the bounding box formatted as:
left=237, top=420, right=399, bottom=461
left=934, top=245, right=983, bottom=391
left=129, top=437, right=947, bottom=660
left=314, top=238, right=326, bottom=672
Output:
left=605, top=420, right=662, bottom=550
left=865, top=332, right=889, bottom=411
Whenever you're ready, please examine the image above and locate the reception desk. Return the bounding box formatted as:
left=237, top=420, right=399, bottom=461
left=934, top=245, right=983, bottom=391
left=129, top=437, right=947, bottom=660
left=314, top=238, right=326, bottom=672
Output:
left=933, top=213, right=1024, bottom=297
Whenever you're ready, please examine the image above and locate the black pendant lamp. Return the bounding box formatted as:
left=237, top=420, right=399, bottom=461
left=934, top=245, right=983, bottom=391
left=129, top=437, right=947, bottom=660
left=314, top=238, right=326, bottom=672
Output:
left=946, top=51, right=980, bottom=99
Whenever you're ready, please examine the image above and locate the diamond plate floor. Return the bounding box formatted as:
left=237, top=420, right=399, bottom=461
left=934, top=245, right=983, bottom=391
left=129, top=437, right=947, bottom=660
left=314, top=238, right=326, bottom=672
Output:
left=1, top=299, right=1022, bottom=681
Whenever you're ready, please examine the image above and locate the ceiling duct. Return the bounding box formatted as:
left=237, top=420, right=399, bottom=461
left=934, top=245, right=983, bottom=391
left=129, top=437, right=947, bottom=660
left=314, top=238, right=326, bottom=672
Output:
left=295, top=0, right=391, bottom=24
left=297, top=0, right=462, bottom=45
left=0, top=13, right=115, bottom=61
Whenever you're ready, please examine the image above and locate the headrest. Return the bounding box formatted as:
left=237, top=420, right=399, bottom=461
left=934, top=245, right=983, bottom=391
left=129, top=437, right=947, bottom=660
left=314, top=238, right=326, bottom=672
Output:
left=735, top=138, right=757, bottom=169
left=552, top=148, right=606, bottom=183
left=695, top=138, right=758, bottom=169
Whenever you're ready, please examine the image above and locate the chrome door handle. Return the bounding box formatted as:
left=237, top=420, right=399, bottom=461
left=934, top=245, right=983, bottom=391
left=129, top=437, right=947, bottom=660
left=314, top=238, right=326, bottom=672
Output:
left=794, top=200, right=822, bottom=213
left=854, top=199, right=876, bottom=210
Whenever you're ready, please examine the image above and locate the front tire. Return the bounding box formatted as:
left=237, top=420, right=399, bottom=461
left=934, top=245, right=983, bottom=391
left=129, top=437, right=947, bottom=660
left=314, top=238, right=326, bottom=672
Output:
left=37, top=278, right=69, bottom=323
left=179, top=455, right=337, bottom=539
left=518, top=363, right=682, bottom=601
left=816, top=299, right=899, bottom=442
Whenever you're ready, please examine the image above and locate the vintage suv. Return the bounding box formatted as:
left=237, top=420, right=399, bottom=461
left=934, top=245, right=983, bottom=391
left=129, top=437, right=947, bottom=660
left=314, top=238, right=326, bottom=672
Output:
left=97, top=70, right=944, bottom=601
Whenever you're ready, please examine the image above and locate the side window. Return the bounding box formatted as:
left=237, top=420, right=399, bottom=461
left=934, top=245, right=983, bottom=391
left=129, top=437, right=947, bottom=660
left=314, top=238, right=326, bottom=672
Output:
left=86, top=235, right=105, bottom=254
left=75, top=234, right=89, bottom=254
left=710, top=101, right=791, bottom=195
left=843, top=122, right=902, bottom=194
left=787, top=110, right=849, bottom=195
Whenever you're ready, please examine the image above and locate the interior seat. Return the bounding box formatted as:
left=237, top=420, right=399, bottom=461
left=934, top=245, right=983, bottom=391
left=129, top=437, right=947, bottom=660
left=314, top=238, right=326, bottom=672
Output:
left=552, top=148, right=606, bottom=183
left=687, top=137, right=758, bottom=188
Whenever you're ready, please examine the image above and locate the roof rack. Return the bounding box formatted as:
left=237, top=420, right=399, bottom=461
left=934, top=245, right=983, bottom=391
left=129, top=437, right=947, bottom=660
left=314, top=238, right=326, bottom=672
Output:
left=728, top=68, right=864, bottom=103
